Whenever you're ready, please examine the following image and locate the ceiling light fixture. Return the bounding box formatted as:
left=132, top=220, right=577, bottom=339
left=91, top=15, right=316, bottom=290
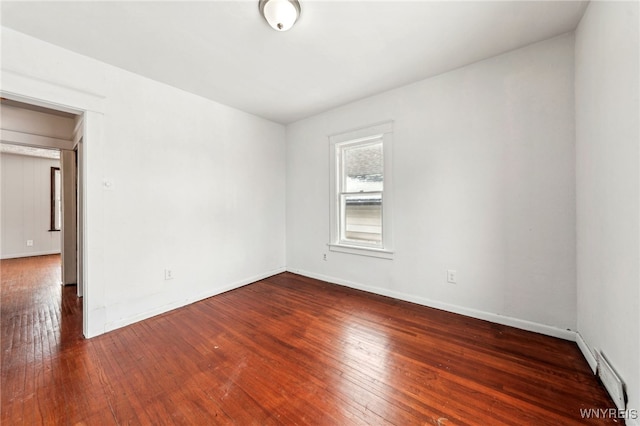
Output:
left=259, top=0, right=301, bottom=32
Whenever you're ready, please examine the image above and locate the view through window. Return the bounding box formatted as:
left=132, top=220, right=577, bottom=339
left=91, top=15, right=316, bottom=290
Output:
left=50, top=167, right=61, bottom=231
left=340, top=139, right=383, bottom=245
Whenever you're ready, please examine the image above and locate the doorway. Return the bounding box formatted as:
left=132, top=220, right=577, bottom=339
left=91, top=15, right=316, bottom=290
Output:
left=0, top=98, right=84, bottom=336
left=1, top=70, right=103, bottom=338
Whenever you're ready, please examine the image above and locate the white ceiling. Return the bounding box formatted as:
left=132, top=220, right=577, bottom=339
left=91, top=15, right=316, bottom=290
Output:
left=1, top=1, right=588, bottom=124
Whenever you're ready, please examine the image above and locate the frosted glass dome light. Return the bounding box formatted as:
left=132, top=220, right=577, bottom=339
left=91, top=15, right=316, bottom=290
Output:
left=259, top=0, right=301, bottom=32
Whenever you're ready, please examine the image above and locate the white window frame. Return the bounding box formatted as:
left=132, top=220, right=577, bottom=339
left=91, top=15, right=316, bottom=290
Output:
left=329, top=122, right=394, bottom=259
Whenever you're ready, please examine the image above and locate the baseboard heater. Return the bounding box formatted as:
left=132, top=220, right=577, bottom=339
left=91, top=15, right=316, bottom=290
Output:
left=596, top=351, right=627, bottom=411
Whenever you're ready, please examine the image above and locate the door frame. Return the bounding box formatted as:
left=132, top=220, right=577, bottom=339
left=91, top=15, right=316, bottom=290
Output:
left=1, top=68, right=106, bottom=338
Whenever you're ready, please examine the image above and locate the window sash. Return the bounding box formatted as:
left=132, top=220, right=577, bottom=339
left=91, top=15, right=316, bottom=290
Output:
left=338, top=138, right=384, bottom=194
left=339, top=192, right=383, bottom=247
left=336, top=138, right=384, bottom=248
left=50, top=167, right=61, bottom=231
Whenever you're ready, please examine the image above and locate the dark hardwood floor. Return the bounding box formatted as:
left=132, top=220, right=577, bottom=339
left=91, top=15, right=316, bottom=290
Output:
left=1, top=255, right=616, bottom=425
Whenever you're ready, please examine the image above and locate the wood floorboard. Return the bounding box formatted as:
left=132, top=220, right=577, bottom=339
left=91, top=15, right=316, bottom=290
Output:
left=1, top=255, right=618, bottom=425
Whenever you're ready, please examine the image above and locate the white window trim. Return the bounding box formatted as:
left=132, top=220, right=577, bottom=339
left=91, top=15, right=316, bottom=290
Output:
left=329, top=121, right=394, bottom=259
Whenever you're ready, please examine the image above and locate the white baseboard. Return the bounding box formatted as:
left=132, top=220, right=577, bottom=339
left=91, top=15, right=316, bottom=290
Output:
left=576, top=334, right=640, bottom=426
left=287, top=268, right=577, bottom=341
left=576, top=332, right=598, bottom=373
left=1, top=250, right=61, bottom=260
left=103, top=266, right=287, bottom=334
left=192, top=267, right=288, bottom=305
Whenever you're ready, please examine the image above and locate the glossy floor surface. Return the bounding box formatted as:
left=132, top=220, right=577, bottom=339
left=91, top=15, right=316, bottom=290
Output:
left=1, top=255, right=616, bottom=425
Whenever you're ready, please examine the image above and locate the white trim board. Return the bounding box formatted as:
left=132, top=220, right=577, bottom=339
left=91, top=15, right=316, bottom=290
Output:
left=1, top=250, right=61, bottom=260
left=1, top=68, right=105, bottom=114
left=576, top=333, right=640, bottom=426
left=103, top=267, right=287, bottom=334
left=287, top=268, right=577, bottom=341
left=576, top=332, right=598, bottom=373
left=1, top=128, right=74, bottom=151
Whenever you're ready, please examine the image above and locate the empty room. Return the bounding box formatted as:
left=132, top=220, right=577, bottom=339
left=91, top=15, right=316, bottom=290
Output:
left=1, top=0, right=638, bottom=424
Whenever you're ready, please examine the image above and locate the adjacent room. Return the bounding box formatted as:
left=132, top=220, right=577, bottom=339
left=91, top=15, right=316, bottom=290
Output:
left=1, top=0, right=638, bottom=424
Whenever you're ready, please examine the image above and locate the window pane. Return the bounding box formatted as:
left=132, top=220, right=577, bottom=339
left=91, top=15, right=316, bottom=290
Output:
left=344, top=142, right=383, bottom=193
left=50, top=167, right=62, bottom=231
left=341, top=193, right=382, bottom=243
left=54, top=169, right=61, bottom=230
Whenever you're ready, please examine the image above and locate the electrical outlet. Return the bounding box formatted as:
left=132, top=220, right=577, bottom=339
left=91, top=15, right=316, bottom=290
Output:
left=323, top=253, right=327, bottom=261
left=447, top=269, right=457, bottom=284
left=164, top=269, right=174, bottom=280
left=26, top=240, right=34, bottom=247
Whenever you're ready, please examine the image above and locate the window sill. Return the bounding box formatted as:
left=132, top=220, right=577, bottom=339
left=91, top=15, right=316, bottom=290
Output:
left=328, top=243, right=394, bottom=260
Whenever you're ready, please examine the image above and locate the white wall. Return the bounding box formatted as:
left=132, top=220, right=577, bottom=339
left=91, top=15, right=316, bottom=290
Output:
left=286, top=34, right=576, bottom=338
left=1, top=101, right=73, bottom=260
left=1, top=27, right=286, bottom=336
left=575, top=0, right=639, bottom=417
left=1, top=152, right=61, bottom=259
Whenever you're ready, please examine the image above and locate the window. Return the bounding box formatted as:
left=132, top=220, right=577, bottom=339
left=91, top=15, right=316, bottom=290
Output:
left=329, top=122, right=393, bottom=259
left=50, top=167, right=61, bottom=231
left=339, top=140, right=383, bottom=244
